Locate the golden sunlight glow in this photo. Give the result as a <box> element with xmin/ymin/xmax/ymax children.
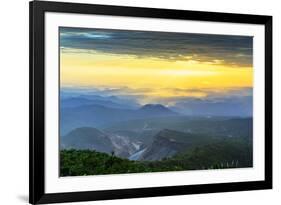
<box><xmin>60</xmin><ymin>51</ymin><xmax>253</xmax><ymax>99</ymax></box>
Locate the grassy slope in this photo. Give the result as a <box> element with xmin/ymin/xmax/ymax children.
<box><xmin>60</xmin><ymin>137</ymin><xmax>252</xmax><ymax>176</ymax></box>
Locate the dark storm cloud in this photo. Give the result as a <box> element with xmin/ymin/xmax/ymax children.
<box><xmin>60</xmin><ymin>27</ymin><xmax>253</xmax><ymax>66</ymax></box>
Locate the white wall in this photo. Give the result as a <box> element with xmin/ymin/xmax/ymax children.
<box><xmin>0</xmin><ymin>0</ymin><xmax>279</xmax><ymax>204</ymax></box>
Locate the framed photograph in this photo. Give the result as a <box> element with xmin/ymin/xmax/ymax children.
<box><xmin>29</xmin><ymin>0</ymin><xmax>272</xmax><ymax>204</ymax></box>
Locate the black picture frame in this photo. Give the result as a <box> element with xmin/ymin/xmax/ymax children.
<box><xmin>29</xmin><ymin>0</ymin><xmax>272</xmax><ymax>204</ymax></box>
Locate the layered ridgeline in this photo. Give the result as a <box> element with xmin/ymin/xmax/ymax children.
<box><xmin>60</xmin><ymin>95</ymin><xmax>253</xmax><ymax>176</ymax></box>
<box><xmin>61</xmin><ymin>136</ymin><xmax>252</xmax><ymax>176</ymax></box>
<box><xmin>60</xmin><ymin>102</ymin><xmax>178</xmax><ymax>136</ymax></box>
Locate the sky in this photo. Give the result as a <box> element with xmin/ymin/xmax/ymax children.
<box><xmin>59</xmin><ymin>27</ymin><xmax>253</xmax><ymax>106</ymax></box>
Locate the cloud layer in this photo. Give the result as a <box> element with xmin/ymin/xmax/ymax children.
<box><xmin>60</xmin><ymin>27</ymin><xmax>253</xmax><ymax>67</ymax></box>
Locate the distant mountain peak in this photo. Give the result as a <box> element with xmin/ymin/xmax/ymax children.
<box><xmin>138</xmin><ymin>104</ymin><xmax>177</xmax><ymax>115</ymax></box>
<box><xmin>140</xmin><ymin>104</ymin><xmax>169</xmax><ymax>110</ymax></box>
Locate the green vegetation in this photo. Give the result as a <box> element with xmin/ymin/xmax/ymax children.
<box><xmin>152</xmin><ymin>137</ymin><xmax>252</xmax><ymax>170</ymax></box>
<box><xmin>60</xmin><ymin>149</ymin><xmax>149</xmax><ymax>176</ymax></box>
<box><xmin>60</xmin><ymin>137</ymin><xmax>252</xmax><ymax>176</ymax></box>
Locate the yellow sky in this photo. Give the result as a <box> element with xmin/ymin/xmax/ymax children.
<box><xmin>60</xmin><ymin>51</ymin><xmax>253</xmax><ymax>99</ymax></box>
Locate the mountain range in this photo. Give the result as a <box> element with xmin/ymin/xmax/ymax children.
<box><xmin>60</xmin><ymin>94</ymin><xmax>253</xmax><ymax>163</ymax></box>
<box><xmin>60</xmin><ymin>99</ymin><xmax>178</xmax><ymax>135</ymax></box>
<box><xmin>61</xmin><ymin>120</ymin><xmax>252</xmax><ymax>161</ymax></box>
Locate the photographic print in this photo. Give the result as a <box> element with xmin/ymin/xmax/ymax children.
<box><xmin>59</xmin><ymin>27</ymin><xmax>253</xmax><ymax>177</ymax></box>
<box><xmin>30</xmin><ymin>1</ymin><xmax>272</xmax><ymax>203</ymax></box>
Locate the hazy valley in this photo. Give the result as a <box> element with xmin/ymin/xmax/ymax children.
<box><xmin>60</xmin><ymin>93</ymin><xmax>253</xmax><ymax>176</ymax></box>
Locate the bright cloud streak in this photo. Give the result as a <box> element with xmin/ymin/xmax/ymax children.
<box><xmin>60</xmin><ymin>51</ymin><xmax>252</xmax><ymax>97</ymax></box>
<box><xmin>59</xmin><ymin>27</ymin><xmax>253</xmax><ymax>104</ymax></box>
